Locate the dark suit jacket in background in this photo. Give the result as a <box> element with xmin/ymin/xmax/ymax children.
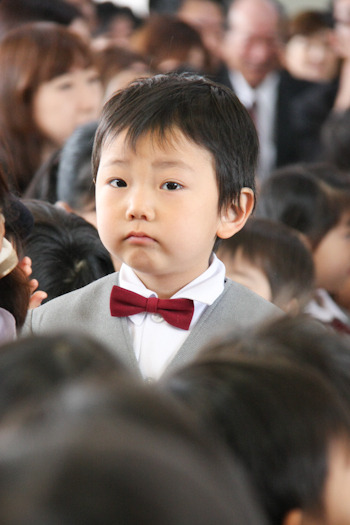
<box><xmin>213</xmin><ymin>66</ymin><xmax>335</xmax><ymax>169</ymax></box>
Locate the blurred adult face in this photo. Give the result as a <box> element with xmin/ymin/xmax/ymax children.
<box><xmin>222</xmin><ymin>0</ymin><xmax>282</xmax><ymax>88</ymax></box>
<box><xmin>284</xmin><ymin>30</ymin><xmax>339</xmax><ymax>82</ymax></box>
<box><xmin>33</xmin><ymin>67</ymin><xmax>102</xmax><ymax>149</ymax></box>
<box><xmin>178</xmin><ymin>0</ymin><xmax>225</xmax><ymax>62</ymax></box>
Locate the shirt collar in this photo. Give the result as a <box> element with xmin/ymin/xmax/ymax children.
<box><xmin>305</xmin><ymin>288</ymin><xmax>349</xmax><ymax>323</ymax></box>
<box><xmin>119</xmin><ymin>254</ymin><xmax>225</xmax><ymax>325</ymax></box>
<box><xmin>228</xmin><ymin>70</ymin><xmax>279</xmax><ymax>106</ymax></box>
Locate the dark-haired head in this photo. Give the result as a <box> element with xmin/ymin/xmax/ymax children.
<box><xmin>255</xmin><ymin>162</ymin><xmax>350</xmax><ymax>249</ymax></box>
<box><xmin>162</xmin><ymin>357</ymin><xmax>350</xmax><ymax>525</ymax></box>
<box><xmin>200</xmin><ymin>314</ymin><xmax>350</xmax><ymax>412</ymax></box>
<box><xmin>0</xmin><ymin>0</ymin><xmax>83</xmax><ymax>37</ymax></box>
<box><xmin>216</xmin><ymin>217</ymin><xmax>315</xmax><ymax>312</ymax></box>
<box><xmin>23</xmin><ymin>199</ymin><xmax>114</xmax><ymax>303</ymax></box>
<box><xmin>93</xmin><ymin>72</ymin><xmax>258</xmax><ymax>210</ymax></box>
<box><xmin>0</xmin><ymin>332</ymin><xmax>128</xmax><ymax>422</ymax></box>
<box><xmin>0</xmin><ymin>377</ymin><xmax>267</xmax><ymax>525</ymax></box>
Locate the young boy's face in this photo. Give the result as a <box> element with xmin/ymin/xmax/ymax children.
<box><xmin>313</xmin><ymin>212</ymin><xmax>350</xmax><ymax>293</ymax></box>
<box><xmin>95</xmin><ymin>129</ymin><xmax>251</xmax><ymax>297</ymax></box>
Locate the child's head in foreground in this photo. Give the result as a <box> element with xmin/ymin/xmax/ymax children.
<box><xmin>162</xmin><ymin>349</ymin><xmax>350</xmax><ymax>525</ymax></box>
<box><xmin>92</xmin><ymin>73</ymin><xmax>258</xmax><ymax>297</ymax></box>
<box><xmin>216</xmin><ymin>217</ymin><xmax>315</xmax><ymax>313</ymax></box>
<box><xmin>196</xmin><ymin>314</ymin><xmax>350</xmax><ymax>525</ymax></box>
<box><xmin>200</xmin><ymin>314</ymin><xmax>350</xmax><ymax>410</ymax></box>
<box><xmin>0</xmin><ymin>378</ymin><xmax>267</xmax><ymax>525</ymax></box>
<box><xmin>255</xmin><ymin>163</ymin><xmax>350</xmax><ymax>294</ymax></box>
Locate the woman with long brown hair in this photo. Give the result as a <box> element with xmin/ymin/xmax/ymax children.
<box><xmin>0</xmin><ymin>22</ymin><xmax>102</xmax><ymax>194</ymax></box>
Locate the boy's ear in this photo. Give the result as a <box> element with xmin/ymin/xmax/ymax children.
<box><xmin>217</xmin><ymin>188</ymin><xmax>255</xmax><ymax>239</ymax></box>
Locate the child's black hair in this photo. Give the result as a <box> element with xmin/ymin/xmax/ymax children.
<box><xmin>256</xmin><ymin>162</ymin><xmax>350</xmax><ymax>249</ymax></box>
<box><xmin>23</xmin><ymin>200</ymin><xmax>114</xmax><ymax>303</ymax></box>
<box><xmin>163</xmin><ymin>357</ymin><xmax>350</xmax><ymax>525</ymax></box>
<box><xmin>93</xmin><ymin>72</ymin><xmax>258</xmax><ymax>210</ymax></box>
<box><xmin>203</xmin><ymin>314</ymin><xmax>350</xmax><ymax>411</ymax></box>
<box><xmin>216</xmin><ymin>217</ymin><xmax>314</xmax><ymax>310</ymax></box>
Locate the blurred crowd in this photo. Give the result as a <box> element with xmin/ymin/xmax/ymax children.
<box><xmin>1</xmin><ymin>0</ymin><xmax>350</xmax><ymax>523</ymax></box>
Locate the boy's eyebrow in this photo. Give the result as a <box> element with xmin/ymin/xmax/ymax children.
<box><xmin>99</xmin><ymin>158</ymin><xmax>127</xmax><ymax>168</ymax></box>
<box><xmin>100</xmin><ymin>158</ymin><xmax>196</xmax><ymax>172</ymax></box>
<box><xmin>152</xmin><ymin>160</ymin><xmax>195</xmax><ymax>172</ymax></box>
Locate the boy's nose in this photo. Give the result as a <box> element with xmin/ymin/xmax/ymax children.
<box><xmin>125</xmin><ymin>188</ymin><xmax>156</xmax><ymax>221</ymax></box>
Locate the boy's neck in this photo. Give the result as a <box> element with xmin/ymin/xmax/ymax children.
<box><xmin>133</xmin><ymin>272</ymin><xmax>197</xmax><ymax>299</ymax></box>
<box><xmin>131</xmin><ymin>260</ymin><xmax>213</xmax><ymax>299</ymax></box>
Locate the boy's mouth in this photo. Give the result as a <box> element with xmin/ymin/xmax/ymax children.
<box><xmin>125</xmin><ymin>232</ymin><xmax>156</xmax><ymax>244</ymax></box>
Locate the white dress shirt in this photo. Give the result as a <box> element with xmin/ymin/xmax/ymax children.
<box><xmin>119</xmin><ymin>254</ymin><xmax>225</xmax><ymax>380</ymax></box>
<box><xmin>228</xmin><ymin>70</ymin><xmax>279</xmax><ymax>182</ymax></box>
<box><xmin>304</xmin><ymin>288</ymin><xmax>350</xmax><ymax>324</ymax></box>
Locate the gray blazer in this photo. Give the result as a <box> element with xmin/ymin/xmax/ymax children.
<box><xmin>22</xmin><ymin>272</ymin><xmax>281</xmax><ymax>377</ymax></box>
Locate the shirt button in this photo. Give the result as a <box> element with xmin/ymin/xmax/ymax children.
<box><xmin>151</xmin><ymin>313</ymin><xmax>163</xmax><ymax>323</ymax></box>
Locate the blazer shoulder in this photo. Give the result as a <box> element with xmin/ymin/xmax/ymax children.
<box><xmin>22</xmin><ymin>272</ymin><xmax>119</xmax><ymax>335</ymax></box>
<box><xmin>218</xmin><ymin>278</ymin><xmax>281</xmax><ymax>318</ymax></box>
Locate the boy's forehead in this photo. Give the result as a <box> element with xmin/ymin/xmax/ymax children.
<box><xmin>101</xmin><ymin>126</ymin><xmax>208</xmax><ymax>155</ymax></box>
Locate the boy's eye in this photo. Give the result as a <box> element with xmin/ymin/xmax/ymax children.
<box><xmin>161</xmin><ymin>181</ymin><xmax>183</xmax><ymax>191</ymax></box>
<box><xmin>110</xmin><ymin>179</ymin><xmax>127</xmax><ymax>188</ymax></box>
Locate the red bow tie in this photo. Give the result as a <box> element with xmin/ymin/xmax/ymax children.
<box><xmin>110</xmin><ymin>286</ymin><xmax>194</xmax><ymax>330</ymax></box>
<box><xmin>328</xmin><ymin>318</ymin><xmax>350</xmax><ymax>335</ymax></box>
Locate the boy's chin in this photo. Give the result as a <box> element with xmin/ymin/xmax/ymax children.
<box><xmin>123</xmin><ymin>253</ymin><xmax>160</xmax><ymax>276</ymax></box>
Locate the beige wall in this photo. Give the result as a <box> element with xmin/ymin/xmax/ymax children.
<box><xmin>279</xmin><ymin>0</ymin><xmax>331</xmax><ymax>14</ymax></box>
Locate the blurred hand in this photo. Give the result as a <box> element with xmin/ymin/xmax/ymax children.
<box><xmin>18</xmin><ymin>256</ymin><xmax>47</xmax><ymax>308</ymax></box>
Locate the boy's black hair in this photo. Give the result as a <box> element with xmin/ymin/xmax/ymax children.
<box><xmin>163</xmin><ymin>357</ymin><xmax>350</xmax><ymax>525</ymax></box>
<box><xmin>216</xmin><ymin>217</ymin><xmax>314</xmax><ymax>310</ymax></box>
<box><xmin>255</xmin><ymin>162</ymin><xmax>350</xmax><ymax>249</ymax></box>
<box><xmin>92</xmin><ymin>72</ymin><xmax>258</xmax><ymax>209</ymax></box>
<box><xmin>23</xmin><ymin>200</ymin><xmax>114</xmax><ymax>303</ymax></box>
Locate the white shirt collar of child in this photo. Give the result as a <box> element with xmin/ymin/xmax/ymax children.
<box><xmin>304</xmin><ymin>288</ymin><xmax>349</xmax><ymax>324</ymax></box>
<box><xmin>119</xmin><ymin>254</ymin><xmax>225</xmax><ymax>380</ymax></box>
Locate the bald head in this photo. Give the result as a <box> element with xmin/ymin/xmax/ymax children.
<box><xmin>223</xmin><ymin>0</ymin><xmax>284</xmax><ymax>87</ymax></box>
